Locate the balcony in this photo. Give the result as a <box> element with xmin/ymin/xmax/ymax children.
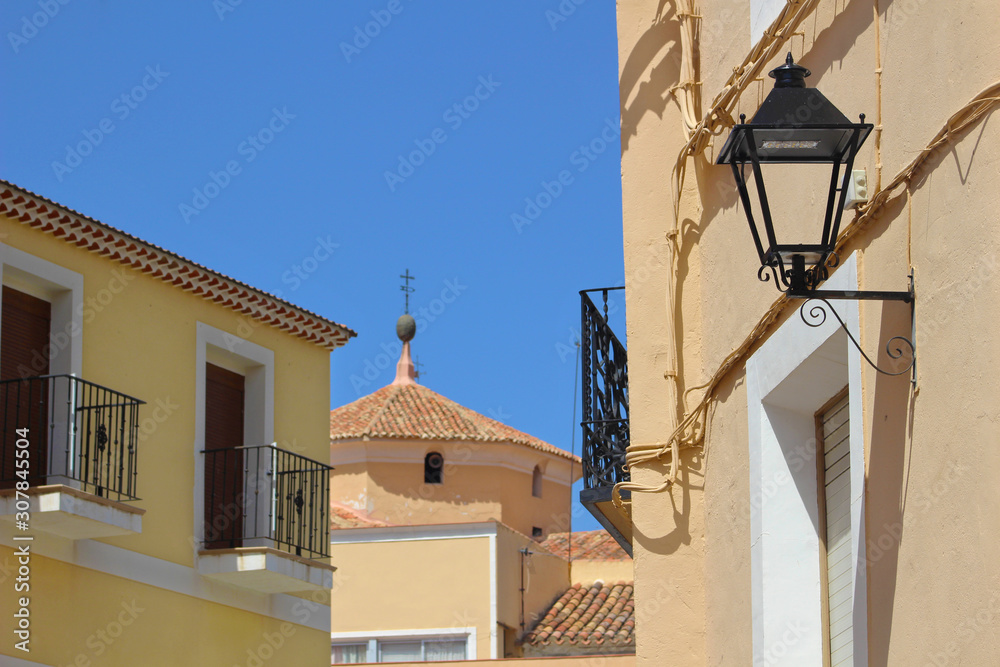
<box><xmin>198</xmin><ymin>444</ymin><xmax>335</xmax><ymax>593</ymax></box>
<box><xmin>579</xmin><ymin>288</ymin><xmax>632</xmax><ymax>556</ymax></box>
<box><xmin>0</xmin><ymin>374</ymin><xmax>146</xmax><ymax>540</ymax></box>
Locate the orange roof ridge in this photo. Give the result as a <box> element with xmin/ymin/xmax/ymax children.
<box><xmin>331</xmin><ymin>382</ymin><xmax>578</xmax><ymax>461</ymax></box>
<box><xmin>0</xmin><ymin>180</ymin><xmax>355</xmax><ymax>349</ymax></box>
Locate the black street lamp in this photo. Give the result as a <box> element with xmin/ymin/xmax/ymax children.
<box><xmin>717</xmin><ymin>53</ymin><xmax>915</xmax><ymax>378</ymax></box>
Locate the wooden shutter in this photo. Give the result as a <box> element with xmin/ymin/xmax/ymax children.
<box><xmin>204</xmin><ymin>363</ymin><xmax>245</xmax><ymax>548</ymax></box>
<box><xmin>818</xmin><ymin>389</ymin><xmax>853</xmax><ymax>667</ymax></box>
<box><xmin>1</xmin><ymin>287</ymin><xmax>51</xmax><ymax>488</ymax></box>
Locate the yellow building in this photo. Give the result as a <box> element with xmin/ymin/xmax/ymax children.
<box><xmin>0</xmin><ymin>181</ymin><xmax>353</xmax><ymax>666</ymax></box>
<box><xmin>328</xmin><ymin>323</ymin><xmax>636</xmax><ymax>665</ymax></box>
<box><xmin>588</xmin><ymin>1</ymin><xmax>1000</xmax><ymax>665</ymax></box>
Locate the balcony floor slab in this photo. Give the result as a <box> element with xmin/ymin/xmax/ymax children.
<box><xmin>198</xmin><ymin>546</ymin><xmax>335</xmax><ymax>594</ymax></box>
<box><xmin>0</xmin><ymin>484</ymin><xmax>143</xmax><ymax>540</ymax></box>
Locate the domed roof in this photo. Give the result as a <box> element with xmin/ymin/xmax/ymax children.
<box><xmin>330</xmin><ymin>382</ymin><xmax>575</xmax><ymax>461</ymax></box>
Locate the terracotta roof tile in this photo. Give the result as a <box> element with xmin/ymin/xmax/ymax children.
<box><xmin>524</xmin><ymin>581</ymin><xmax>635</xmax><ymax>648</ymax></box>
<box><xmin>540</xmin><ymin>531</ymin><xmax>632</xmax><ymax>561</ymax></box>
<box><xmin>329</xmin><ymin>502</ymin><xmax>392</xmax><ymax>530</ymax></box>
<box><xmin>330</xmin><ymin>383</ymin><xmax>576</xmax><ymax>461</ymax></box>
<box><xmin>0</xmin><ymin>181</ymin><xmax>355</xmax><ymax>349</ymax></box>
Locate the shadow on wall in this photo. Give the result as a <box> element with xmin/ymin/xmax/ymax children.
<box><xmin>632</xmin><ymin>448</ymin><xmax>704</xmax><ymax>557</ymax></box>
<box><xmin>619</xmin><ymin>3</ymin><xmax>681</xmax><ymax>153</ymax></box>
<box><xmin>865</xmin><ymin>298</ymin><xmax>915</xmax><ymax>666</ymax></box>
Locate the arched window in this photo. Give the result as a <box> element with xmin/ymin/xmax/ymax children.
<box><xmin>424</xmin><ymin>451</ymin><xmax>444</xmax><ymax>484</ymax></box>
<box><xmin>532</xmin><ymin>465</ymin><xmax>543</xmax><ymax>498</ymax></box>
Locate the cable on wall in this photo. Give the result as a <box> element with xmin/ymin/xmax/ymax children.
<box><xmin>614</xmin><ymin>8</ymin><xmax>1000</xmax><ymax>507</ymax></box>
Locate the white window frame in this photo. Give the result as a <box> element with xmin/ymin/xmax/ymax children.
<box><xmin>0</xmin><ymin>244</ymin><xmax>85</xmax><ymax>484</ymax></box>
<box><xmin>0</xmin><ymin>243</ymin><xmax>83</xmax><ymax>378</ymax></box>
<box><xmin>193</xmin><ymin>322</ymin><xmax>274</xmax><ymax>552</ymax></box>
<box><xmin>331</xmin><ymin>628</ymin><xmax>477</xmax><ymax>663</ymax></box>
<box><xmin>746</xmin><ymin>253</ymin><xmax>868</xmax><ymax>666</ymax></box>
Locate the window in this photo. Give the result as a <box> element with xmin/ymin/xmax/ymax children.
<box><xmin>532</xmin><ymin>526</ymin><xmax>543</xmax><ymax>540</ymax></box>
<box><xmin>424</xmin><ymin>451</ymin><xmax>443</xmax><ymax>484</ymax></box>
<box><xmin>194</xmin><ymin>323</ymin><xmax>274</xmax><ymax>552</ymax></box>
<box><xmin>531</xmin><ymin>464</ymin><xmax>543</xmax><ymax>497</ymax></box>
<box><xmin>332</xmin><ymin>643</ymin><xmax>367</xmax><ymax>664</ymax></box>
<box><xmin>817</xmin><ymin>388</ymin><xmax>853</xmax><ymax>666</ymax></box>
<box><xmin>332</xmin><ymin>637</ymin><xmax>468</xmax><ymax>664</ymax></box>
<box><xmin>380</xmin><ymin>639</ymin><xmax>466</xmax><ymax>663</ymax></box>
<box><xmin>0</xmin><ymin>245</ymin><xmax>83</xmax><ymax>490</ymax></box>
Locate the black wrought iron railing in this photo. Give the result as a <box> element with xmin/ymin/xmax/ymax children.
<box><xmin>0</xmin><ymin>374</ymin><xmax>145</xmax><ymax>502</ymax></box>
<box><xmin>580</xmin><ymin>288</ymin><xmax>630</xmax><ymax>491</ymax></box>
<box><xmin>202</xmin><ymin>444</ymin><xmax>331</xmax><ymax>559</ymax></box>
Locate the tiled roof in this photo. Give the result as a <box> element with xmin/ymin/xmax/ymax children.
<box><xmin>524</xmin><ymin>581</ymin><xmax>635</xmax><ymax>648</ymax></box>
<box><xmin>540</xmin><ymin>531</ymin><xmax>632</xmax><ymax>562</ymax></box>
<box><xmin>330</xmin><ymin>502</ymin><xmax>392</xmax><ymax>530</ymax></box>
<box><xmin>330</xmin><ymin>383</ymin><xmax>576</xmax><ymax>461</ymax></box>
<box><xmin>0</xmin><ymin>181</ymin><xmax>355</xmax><ymax>349</ymax></box>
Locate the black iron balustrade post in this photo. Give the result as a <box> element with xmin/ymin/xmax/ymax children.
<box><xmin>201</xmin><ymin>444</ymin><xmax>331</xmax><ymax>559</ymax></box>
<box><xmin>579</xmin><ymin>288</ymin><xmax>630</xmax><ymax>492</ymax></box>
<box><xmin>0</xmin><ymin>375</ymin><xmax>143</xmax><ymax>501</ymax></box>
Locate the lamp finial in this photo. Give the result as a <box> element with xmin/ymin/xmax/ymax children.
<box><xmin>769</xmin><ymin>52</ymin><xmax>811</xmax><ymax>88</ymax></box>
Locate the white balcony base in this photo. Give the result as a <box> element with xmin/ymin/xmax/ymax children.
<box><xmin>0</xmin><ymin>485</ymin><xmax>143</xmax><ymax>540</ymax></box>
<box><xmin>198</xmin><ymin>546</ymin><xmax>335</xmax><ymax>593</ymax></box>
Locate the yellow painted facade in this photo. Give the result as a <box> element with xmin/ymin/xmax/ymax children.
<box><xmin>611</xmin><ymin>1</ymin><xmax>1000</xmax><ymax>665</ymax></box>
<box><xmin>0</xmin><ymin>185</ymin><xmax>348</xmax><ymax>666</ymax></box>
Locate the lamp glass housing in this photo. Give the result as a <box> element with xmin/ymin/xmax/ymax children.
<box><xmin>717</xmin><ymin>54</ymin><xmax>873</xmax><ymax>294</ymax></box>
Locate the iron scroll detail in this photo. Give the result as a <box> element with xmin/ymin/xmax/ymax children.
<box><xmin>799</xmin><ymin>298</ymin><xmax>916</xmax><ymax>377</ymax></box>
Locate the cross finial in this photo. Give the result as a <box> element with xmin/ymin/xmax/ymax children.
<box><xmin>413</xmin><ymin>355</ymin><xmax>425</xmax><ymax>380</ymax></box>
<box><xmin>400</xmin><ymin>269</ymin><xmax>416</xmax><ymax>314</ymax></box>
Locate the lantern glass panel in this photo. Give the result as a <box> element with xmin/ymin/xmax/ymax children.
<box><xmin>737</xmin><ymin>161</ymin><xmax>839</xmax><ymax>256</ymax></box>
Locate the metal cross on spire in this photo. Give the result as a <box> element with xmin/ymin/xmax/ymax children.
<box><xmin>400</xmin><ymin>269</ymin><xmax>416</xmax><ymax>314</ymax></box>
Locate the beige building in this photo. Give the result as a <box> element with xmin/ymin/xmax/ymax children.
<box><xmin>328</xmin><ymin>322</ymin><xmax>636</xmax><ymax>664</ymax></box>
<box><xmin>584</xmin><ymin>1</ymin><xmax>1000</xmax><ymax>665</ymax></box>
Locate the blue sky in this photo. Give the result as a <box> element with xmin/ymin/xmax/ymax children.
<box><xmin>1</xmin><ymin>1</ymin><xmax>626</xmax><ymax>532</ymax></box>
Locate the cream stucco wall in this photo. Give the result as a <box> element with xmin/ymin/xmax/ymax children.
<box><xmin>617</xmin><ymin>0</ymin><xmax>1000</xmax><ymax>665</ymax></box>
<box><xmin>329</xmin><ymin>526</ymin><xmax>496</xmax><ymax>659</ymax></box>
<box><xmin>569</xmin><ymin>559</ymin><xmax>634</xmax><ymax>586</ymax></box>
<box><xmin>495</xmin><ymin>522</ymin><xmax>570</xmax><ymax>645</ymax></box>
<box><xmin>331</xmin><ymin>438</ymin><xmax>578</xmax><ymax>539</ymax></box>
<box><xmin>328</xmin><ymin>521</ymin><xmax>592</xmax><ymax>661</ymax></box>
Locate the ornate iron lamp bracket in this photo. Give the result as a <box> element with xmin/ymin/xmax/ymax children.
<box><xmin>793</xmin><ymin>270</ymin><xmax>916</xmax><ymax>385</ymax></box>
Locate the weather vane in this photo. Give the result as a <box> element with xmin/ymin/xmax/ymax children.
<box><xmin>400</xmin><ymin>269</ymin><xmax>416</xmax><ymax>314</ymax></box>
